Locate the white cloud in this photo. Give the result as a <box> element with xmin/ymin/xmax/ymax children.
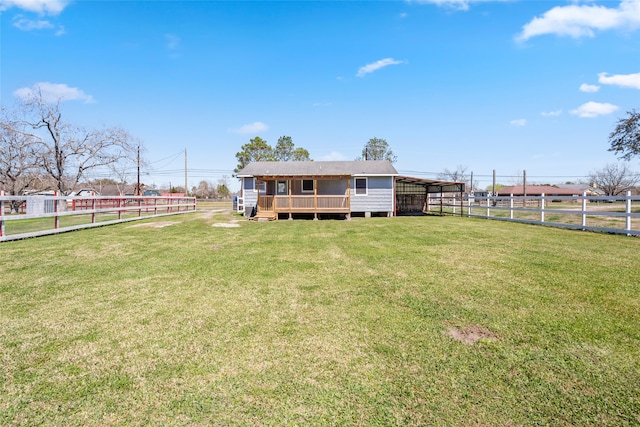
<box><xmin>598</xmin><ymin>72</ymin><xmax>640</xmax><ymax>89</ymax></box>
<box><xmin>229</xmin><ymin>122</ymin><xmax>269</xmax><ymax>134</ymax></box>
<box><xmin>570</xmin><ymin>101</ymin><xmax>618</xmax><ymax>118</ymax></box>
<box><xmin>0</xmin><ymin>0</ymin><xmax>68</xmax><ymax>15</ymax></box>
<box><xmin>11</xmin><ymin>15</ymin><xmax>64</xmax><ymax>34</ymax></box>
<box><xmin>356</xmin><ymin>58</ymin><xmax>405</xmax><ymax>77</ymax></box>
<box><xmin>510</xmin><ymin>119</ymin><xmax>527</xmax><ymax>127</ymax></box>
<box><xmin>407</xmin><ymin>0</ymin><xmax>503</xmax><ymax>12</ymax></box>
<box><xmin>516</xmin><ymin>0</ymin><xmax>640</xmax><ymax>42</ymax></box>
<box><xmin>12</xmin><ymin>15</ymin><xmax>52</xmax><ymax>30</ymax></box>
<box><xmin>579</xmin><ymin>83</ymin><xmax>600</xmax><ymax>93</ymax></box>
<box><xmin>541</xmin><ymin>110</ymin><xmax>562</xmax><ymax>117</ymax></box>
<box><xmin>321</xmin><ymin>151</ymin><xmax>347</xmax><ymax>161</ymax></box>
<box><xmin>14</xmin><ymin>82</ymin><xmax>95</xmax><ymax>103</ymax></box>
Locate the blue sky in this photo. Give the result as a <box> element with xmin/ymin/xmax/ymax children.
<box><xmin>1</xmin><ymin>0</ymin><xmax>639</xmax><ymax>191</ymax></box>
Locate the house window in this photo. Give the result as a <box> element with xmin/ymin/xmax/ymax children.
<box><xmin>277</xmin><ymin>181</ymin><xmax>288</xmax><ymax>195</ymax></box>
<box><xmin>355</xmin><ymin>178</ymin><xmax>367</xmax><ymax>196</ymax></box>
<box><xmin>255</xmin><ymin>179</ymin><xmax>266</xmax><ymax>194</ymax></box>
<box><xmin>244</xmin><ymin>178</ymin><xmax>255</xmax><ymax>191</ymax></box>
<box><xmin>302</xmin><ymin>179</ymin><xmax>314</xmax><ymax>193</ymax></box>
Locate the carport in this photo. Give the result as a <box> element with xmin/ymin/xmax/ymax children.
<box><xmin>395</xmin><ymin>176</ymin><xmax>465</xmax><ymax>216</ymax></box>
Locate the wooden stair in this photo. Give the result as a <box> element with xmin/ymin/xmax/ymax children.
<box><xmin>252</xmin><ymin>210</ymin><xmax>277</xmax><ymax>221</ymax></box>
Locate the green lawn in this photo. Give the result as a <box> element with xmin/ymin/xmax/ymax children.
<box><xmin>1</xmin><ymin>209</ymin><xmax>639</xmax><ymax>425</ymax></box>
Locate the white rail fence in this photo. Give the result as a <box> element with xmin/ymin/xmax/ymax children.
<box><xmin>0</xmin><ymin>192</ymin><xmax>197</xmax><ymax>242</ymax></box>
<box><xmin>429</xmin><ymin>191</ymin><xmax>640</xmax><ymax>236</ymax></box>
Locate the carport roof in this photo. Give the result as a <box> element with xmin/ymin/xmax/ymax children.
<box><xmin>395</xmin><ymin>176</ymin><xmax>465</xmax><ymax>193</ymax></box>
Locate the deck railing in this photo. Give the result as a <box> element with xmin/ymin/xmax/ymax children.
<box><xmin>260</xmin><ymin>195</ymin><xmax>349</xmax><ymax>213</ymax></box>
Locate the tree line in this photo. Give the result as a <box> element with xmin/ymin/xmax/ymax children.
<box><xmin>234</xmin><ymin>136</ymin><xmax>397</xmax><ymax>175</ymax></box>
<box><xmin>1</xmin><ymin>90</ymin><xmax>138</xmax><ymax>197</ymax></box>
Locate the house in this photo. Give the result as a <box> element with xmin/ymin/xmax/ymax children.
<box><xmin>497</xmin><ymin>185</ymin><xmax>580</xmax><ymax>197</ymax></box>
<box><xmin>556</xmin><ymin>184</ymin><xmax>604</xmax><ymax>196</ymax></box>
<box><xmin>237</xmin><ymin>160</ymin><xmax>396</xmax><ymax>220</ymax></box>
<box><xmin>236</xmin><ymin>160</ymin><xmax>465</xmax><ymax>220</ymax></box>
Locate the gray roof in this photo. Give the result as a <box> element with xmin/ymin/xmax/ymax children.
<box><xmin>237</xmin><ymin>160</ymin><xmax>398</xmax><ymax>177</ymax></box>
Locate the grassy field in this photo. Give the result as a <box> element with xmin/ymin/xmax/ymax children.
<box><xmin>1</xmin><ymin>207</ymin><xmax>639</xmax><ymax>425</ymax></box>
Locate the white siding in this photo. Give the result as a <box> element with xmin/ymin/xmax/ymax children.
<box><xmin>242</xmin><ymin>178</ymin><xmax>258</xmax><ymax>210</ymax></box>
<box><xmin>349</xmin><ymin>176</ymin><xmax>394</xmax><ymax>213</ymax></box>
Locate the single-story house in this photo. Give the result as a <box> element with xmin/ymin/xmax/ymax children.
<box><xmin>236</xmin><ymin>160</ymin><xmax>465</xmax><ymax>220</ymax></box>
<box><xmin>556</xmin><ymin>184</ymin><xmax>604</xmax><ymax>196</ymax></box>
<box><xmin>497</xmin><ymin>185</ymin><xmax>580</xmax><ymax>197</ymax></box>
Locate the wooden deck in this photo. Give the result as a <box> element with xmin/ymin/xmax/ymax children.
<box><xmin>256</xmin><ymin>195</ymin><xmax>350</xmax><ymax>220</ymax></box>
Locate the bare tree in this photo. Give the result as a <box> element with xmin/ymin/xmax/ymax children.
<box><xmin>438</xmin><ymin>165</ymin><xmax>474</xmax><ymax>190</ymax></box>
<box><xmin>5</xmin><ymin>90</ymin><xmax>137</xmax><ymax>195</ymax></box>
<box><xmin>195</xmin><ymin>180</ymin><xmax>216</xmax><ymax>199</ymax></box>
<box><xmin>588</xmin><ymin>163</ymin><xmax>638</xmax><ymax>196</ymax></box>
<box><xmin>0</xmin><ymin>112</ymin><xmax>38</xmax><ymax>194</ymax></box>
<box><xmin>0</xmin><ymin>111</ymin><xmax>42</xmax><ymax>212</ymax></box>
<box><xmin>107</xmin><ymin>142</ymin><xmax>146</xmax><ymax>195</ymax></box>
<box><xmin>609</xmin><ymin>109</ymin><xmax>640</xmax><ymax>161</ymax></box>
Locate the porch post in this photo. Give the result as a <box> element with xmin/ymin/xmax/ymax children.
<box><xmin>313</xmin><ymin>179</ymin><xmax>318</xmax><ymax>220</ymax></box>
<box><xmin>346</xmin><ymin>177</ymin><xmax>351</xmax><ymax>220</ymax></box>
<box><xmin>288</xmin><ymin>179</ymin><xmax>293</xmax><ymax>220</ymax></box>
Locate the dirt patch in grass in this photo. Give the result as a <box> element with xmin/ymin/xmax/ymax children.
<box><xmin>446</xmin><ymin>325</ymin><xmax>498</xmax><ymax>345</ymax></box>
<box><xmin>127</xmin><ymin>221</ymin><xmax>179</xmax><ymax>229</ymax></box>
<box><xmin>212</xmin><ymin>221</ymin><xmax>240</xmax><ymax>228</ymax></box>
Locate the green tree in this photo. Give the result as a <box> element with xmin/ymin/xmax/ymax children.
<box><xmin>609</xmin><ymin>109</ymin><xmax>640</xmax><ymax>161</ymax></box>
<box><xmin>274</xmin><ymin>136</ymin><xmax>312</xmax><ymax>162</ymax></box>
<box><xmin>356</xmin><ymin>137</ymin><xmax>397</xmax><ymax>163</ymax></box>
<box><xmin>274</xmin><ymin>136</ymin><xmax>294</xmax><ymax>161</ymax></box>
<box><xmin>235</xmin><ymin>136</ymin><xmax>311</xmax><ymax>174</ymax></box>
<box><xmin>234</xmin><ymin>137</ymin><xmax>275</xmax><ymax>174</ymax></box>
<box><xmin>216</xmin><ymin>184</ymin><xmax>230</xmax><ymax>199</ymax></box>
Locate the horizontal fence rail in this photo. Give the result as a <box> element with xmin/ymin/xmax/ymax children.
<box><xmin>429</xmin><ymin>191</ymin><xmax>639</xmax><ymax>236</ymax></box>
<box><xmin>0</xmin><ymin>193</ymin><xmax>197</xmax><ymax>242</ymax></box>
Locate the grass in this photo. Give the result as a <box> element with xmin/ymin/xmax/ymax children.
<box><xmin>1</xmin><ymin>208</ymin><xmax>639</xmax><ymax>425</ymax></box>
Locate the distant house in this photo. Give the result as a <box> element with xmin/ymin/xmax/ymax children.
<box><xmin>556</xmin><ymin>184</ymin><xmax>604</xmax><ymax>196</ymax></box>
<box><xmin>236</xmin><ymin>160</ymin><xmax>464</xmax><ymax>220</ymax></box>
<box><xmin>497</xmin><ymin>185</ymin><xmax>580</xmax><ymax>197</ymax></box>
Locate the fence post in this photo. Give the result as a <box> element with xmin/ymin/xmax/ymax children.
<box><xmin>581</xmin><ymin>191</ymin><xmax>587</xmax><ymax>230</ymax></box>
<box><xmin>0</xmin><ymin>190</ymin><xmax>4</xmax><ymax>238</ymax></box>
<box><xmin>91</xmin><ymin>195</ymin><xmax>96</xmax><ymax>224</ymax></box>
<box><xmin>486</xmin><ymin>196</ymin><xmax>490</xmax><ymax>218</ymax></box>
<box><xmin>510</xmin><ymin>194</ymin><xmax>514</xmax><ymax>219</ymax></box>
<box><xmin>540</xmin><ymin>193</ymin><xmax>545</xmax><ymax>223</ymax></box>
<box><xmin>54</xmin><ymin>192</ymin><xmax>60</xmax><ymax>229</ymax></box>
<box><xmin>626</xmin><ymin>191</ymin><xmax>632</xmax><ymax>236</ymax></box>
<box><xmin>467</xmin><ymin>196</ymin><xmax>472</xmax><ymax>217</ymax></box>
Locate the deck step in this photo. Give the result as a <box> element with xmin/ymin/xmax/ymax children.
<box><xmin>252</xmin><ymin>211</ymin><xmax>276</xmax><ymax>221</ymax></box>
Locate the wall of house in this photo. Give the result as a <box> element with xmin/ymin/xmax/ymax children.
<box><xmin>349</xmin><ymin>176</ymin><xmax>394</xmax><ymax>214</ymax></box>
<box><xmin>241</xmin><ymin>178</ymin><xmax>258</xmax><ymax>211</ymax></box>
<box><xmin>317</xmin><ymin>180</ymin><xmax>347</xmax><ymax>195</ymax></box>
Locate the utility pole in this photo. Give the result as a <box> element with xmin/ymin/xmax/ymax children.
<box><xmin>136</xmin><ymin>145</ymin><xmax>141</xmax><ymax>195</ymax></box>
<box><xmin>523</xmin><ymin>169</ymin><xmax>527</xmax><ymax>207</ymax></box>
<box><xmin>492</xmin><ymin>169</ymin><xmax>496</xmax><ymax>196</ymax></box>
<box><xmin>184</xmin><ymin>148</ymin><xmax>188</xmax><ymax>196</ymax></box>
